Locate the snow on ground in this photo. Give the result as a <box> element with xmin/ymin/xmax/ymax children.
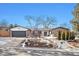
<box><xmin>0</xmin><ymin>37</ymin><xmax>79</xmax><ymax>56</ymax></box>
<box><xmin>1</xmin><ymin>47</ymin><xmax>79</xmax><ymax>56</ymax></box>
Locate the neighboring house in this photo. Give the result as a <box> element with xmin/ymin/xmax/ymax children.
<box><xmin>0</xmin><ymin>26</ymin><xmax>9</xmax><ymax>31</ymax></box>
<box><xmin>0</xmin><ymin>26</ymin><xmax>10</xmax><ymax>37</ymax></box>
<box><xmin>51</xmin><ymin>27</ymin><xmax>70</xmax><ymax>37</ymax></box>
<box><xmin>10</xmin><ymin>26</ymin><xmax>28</xmax><ymax>37</ymax></box>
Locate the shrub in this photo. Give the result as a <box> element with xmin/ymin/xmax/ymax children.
<box><xmin>62</xmin><ymin>32</ymin><xmax>65</xmax><ymax>40</ymax></box>
<box><xmin>66</xmin><ymin>32</ymin><xmax>69</xmax><ymax>40</ymax></box>
<box><xmin>58</xmin><ymin>31</ymin><xmax>62</xmax><ymax>40</ymax></box>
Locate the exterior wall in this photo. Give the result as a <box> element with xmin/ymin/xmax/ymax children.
<box><xmin>31</xmin><ymin>30</ymin><xmax>41</xmax><ymax>38</ymax></box>
<box><xmin>26</xmin><ymin>29</ymin><xmax>41</xmax><ymax>38</ymax></box>
<box><xmin>41</xmin><ymin>30</ymin><xmax>51</xmax><ymax>37</ymax></box>
<box><xmin>26</xmin><ymin>29</ymin><xmax>32</xmax><ymax>37</ymax></box>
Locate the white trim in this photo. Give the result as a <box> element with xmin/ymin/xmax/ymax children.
<box><xmin>10</xmin><ymin>27</ymin><xmax>28</xmax><ymax>31</ymax></box>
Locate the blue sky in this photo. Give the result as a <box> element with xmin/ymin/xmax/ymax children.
<box><xmin>0</xmin><ymin>3</ymin><xmax>76</xmax><ymax>29</ymax></box>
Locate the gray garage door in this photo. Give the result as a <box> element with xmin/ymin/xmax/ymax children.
<box><xmin>12</xmin><ymin>31</ymin><xmax>26</xmax><ymax>37</ymax></box>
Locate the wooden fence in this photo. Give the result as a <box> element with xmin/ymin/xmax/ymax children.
<box><xmin>0</xmin><ymin>30</ymin><xmax>10</xmax><ymax>37</ymax></box>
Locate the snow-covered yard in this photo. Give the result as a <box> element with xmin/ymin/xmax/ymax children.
<box><xmin>0</xmin><ymin>47</ymin><xmax>79</xmax><ymax>56</ymax></box>
<box><xmin>0</xmin><ymin>37</ymin><xmax>79</xmax><ymax>56</ymax></box>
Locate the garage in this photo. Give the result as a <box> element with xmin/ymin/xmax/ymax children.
<box><xmin>10</xmin><ymin>27</ymin><xmax>28</xmax><ymax>37</ymax></box>
<box><xmin>12</xmin><ymin>31</ymin><xmax>26</xmax><ymax>37</ymax></box>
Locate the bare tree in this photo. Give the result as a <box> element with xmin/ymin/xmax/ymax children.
<box><xmin>25</xmin><ymin>16</ymin><xmax>35</xmax><ymax>28</ymax></box>
<box><xmin>43</xmin><ymin>16</ymin><xmax>56</xmax><ymax>28</ymax></box>
<box><xmin>35</xmin><ymin>16</ymin><xmax>57</xmax><ymax>29</ymax></box>
<box><xmin>34</xmin><ymin>16</ymin><xmax>44</xmax><ymax>28</ymax></box>
<box><xmin>59</xmin><ymin>23</ymin><xmax>70</xmax><ymax>28</ymax></box>
<box><xmin>25</xmin><ymin>16</ymin><xmax>57</xmax><ymax>29</ymax></box>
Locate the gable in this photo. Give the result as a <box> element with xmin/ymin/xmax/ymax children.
<box><xmin>10</xmin><ymin>27</ymin><xmax>28</xmax><ymax>31</ymax></box>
